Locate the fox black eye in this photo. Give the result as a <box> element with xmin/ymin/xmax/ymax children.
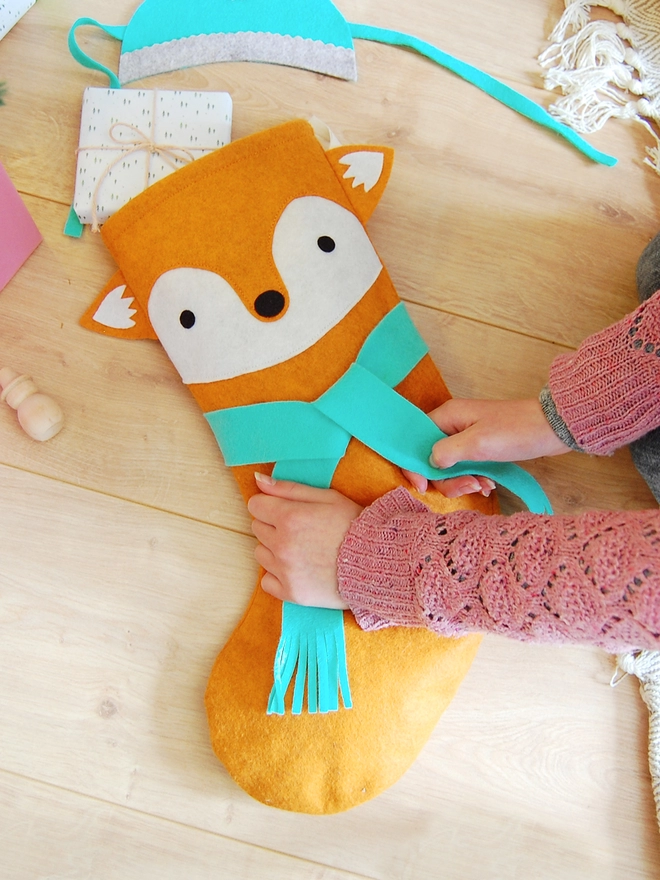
<box><xmin>179</xmin><ymin>309</ymin><xmax>196</xmax><ymax>329</ymax></box>
<box><xmin>317</xmin><ymin>235</ymin><xmax>336</xmax><ymax>253</ymax></box>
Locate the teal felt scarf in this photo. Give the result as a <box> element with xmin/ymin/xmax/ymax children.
<box><xmin>205</xmin><ymin>303</ymin><xmax>552</xmax><ymax>715</ymax></box>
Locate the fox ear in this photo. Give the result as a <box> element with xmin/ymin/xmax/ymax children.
<box><xmin>326</xmin><ymin>144</ymin><xmax>394</xmax><ymax>223</ymax></box>
<box><xmin>80</xmin><ymin>271</ymin><xmax>157</xmax><ymax>339</ymax></box>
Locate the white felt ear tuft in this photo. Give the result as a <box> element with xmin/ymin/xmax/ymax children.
<box><xmin>308</xmin><ymin>116</ymin><xmax>343</xmax><ymax>151</ymax></box>
<box><xmin>92</xmin><ymin>285</ymin><xmax>137</xmax><ymax>329</ymax></box>
<box><xmin>338</xmin><ymin>151</ymin><xmax>385</xmax><ymax>193</ymax></box>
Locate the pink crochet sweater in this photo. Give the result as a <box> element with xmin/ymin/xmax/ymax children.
<box><xmin>548</xmin><ymin>288</ymin><xmax>660</xmax><ymax>453</ymax></box>
<box><xmin>337</xmin><ymin>292</ymin><xmax>660</xmax><ymax>652</ymax></box>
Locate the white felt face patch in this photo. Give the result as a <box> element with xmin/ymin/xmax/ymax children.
<box><xmin>147</xmin><ymin>196</ymin><xmax>382</xmax><ymax>384</ymax></box>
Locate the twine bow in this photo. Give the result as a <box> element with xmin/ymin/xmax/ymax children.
<box><xmin>80</xmin><ymin>122</ymin><xmax>196</xmax><ymax>231</ymax></box>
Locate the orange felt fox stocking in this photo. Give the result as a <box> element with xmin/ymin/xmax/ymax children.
<box><xmin>81</xmin><ymin>119</ymin><xmax>548</xmax><ymax>814</ymax></box>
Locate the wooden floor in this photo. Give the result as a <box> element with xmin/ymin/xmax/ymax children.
<box><xmin>2</xmin><ymin>0</ymin><xmax>660</xmax><ymax>877</ymax></box>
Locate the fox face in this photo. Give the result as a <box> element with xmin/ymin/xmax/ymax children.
<box><xmin>146</xmin><ymin>195</ymin><xmax>382</xmax><ymax>383</ymax></box>
<box><xmin>77</xmin><ymin>119</ymin><xmax>483</xmax><ymax>820</ymax></box>
<box><xmin>82</xmin><ymin>120</ymin><xmax>395</xmax><ymax>392</ymax></box>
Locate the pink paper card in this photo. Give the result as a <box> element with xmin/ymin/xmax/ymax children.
<box><xmin>0</xmin><ymin>161</ymin><xmax>42</xmax><ymax>291</ymax></box>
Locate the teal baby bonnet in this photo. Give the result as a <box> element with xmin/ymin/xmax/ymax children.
<box><xmin>69</xmin><ymin>0</ymin><xmax>616</xmax><ymax>168</ymax></box>
<box><xmin>71</xmin><ymin>0</ymin><xmax>357</xmax><ymax>85</ymax></box>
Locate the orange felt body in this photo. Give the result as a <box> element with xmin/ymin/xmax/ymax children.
<box><xmin>81</xmin><ymin>120</ymin><xmax>493</xmax><ymax>814</ymax></box>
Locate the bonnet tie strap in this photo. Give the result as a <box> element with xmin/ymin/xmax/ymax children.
<box><xmin>349</xmin><ymin>23</ymin><xmax>617</xmax><ymax>168</ymax></box>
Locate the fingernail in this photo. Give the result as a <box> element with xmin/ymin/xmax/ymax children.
<box><xmin>255</xmin><ymin>472</ymin><xmax>275</xmax><ymax>486</ymax></box>
<box><xmin>407</xmin><ymin>474</ymin><xmax>427</xmax><ymax>493</ymax></box>
<box><xmin>485</xmin><ymin>479</ymin><xmax>496</xmax><ymax>490</ymax></box>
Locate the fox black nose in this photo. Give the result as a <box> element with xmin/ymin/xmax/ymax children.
<box><xmin>254</xmin><ymin>289</ymin><xmax>286</xmax><ymax>318</ymax></box>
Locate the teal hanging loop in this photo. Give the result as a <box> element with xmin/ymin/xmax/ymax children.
<box><xmin>68</xmin><ymin>18</ymin><xmax>126</xmax><ymax>89</ymax></box>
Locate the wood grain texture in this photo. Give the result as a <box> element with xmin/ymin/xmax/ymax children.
<box><xmin>0</xmin><ymin>771</ymin><xmax>369</xmax><ymax>880</ymax></box>
<box><xmin>1</xmin><ymin>0</ymin><xmax>659</xmax><ymax>877</ymax></box>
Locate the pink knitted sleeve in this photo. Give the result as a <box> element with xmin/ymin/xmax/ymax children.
<box><xmin>547</xmin><ymin>289</ymin><xmax>660</xmax><ymax>454</ymax></box>
<box><xmin>337</xmin><ymin>487</ymin><xmax>660</xmax><ymax>653</ymax></box>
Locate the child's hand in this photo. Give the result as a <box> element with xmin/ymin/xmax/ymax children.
<box><xmin>247</xmin><ymin>473</ymin><xmax>363</xmax><ymax>608</ymax></box>
<box><xmin>404</xmin><ymin>398</ymin><xmax>572</xmax><ymax>495</ymax></box>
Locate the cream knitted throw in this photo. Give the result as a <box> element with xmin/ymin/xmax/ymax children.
<box><xmin>614</xmin><ymin>651</ymin><xmax>660</xmax><ymax>831</ymax></box>
<box><xmin>539</xmin><ymin>0</ymin><xmax>660</xmax><ymax>172</ymax></box>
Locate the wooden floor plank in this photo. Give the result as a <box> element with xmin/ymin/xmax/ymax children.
<box><xmin>0</xmin><ymin>770</ymin><xmax>370</xmax><ymax>880</ymax></box>
<box><xmin>2</xmin><ymin>0</ymin><xmax>659</xmax><ymax>877</ymax></box>
<box><xmin>0</xmin><ymin>0</ymin><xmax>588</xmax><ymax>206</ymax></box>
<box><xmin>0</xmin><ymin>464</ymin><xmax>657</xmax><ymax>879</ymax></box>
<box><xmin>0</xmin><ymin>196</ymin><xmax>652</xmax><ymax>529</ymax></box>
<box><xmin>3</xmin><ymin>1</ymin><xmax>657</xmax><ymax>348</ymax></box>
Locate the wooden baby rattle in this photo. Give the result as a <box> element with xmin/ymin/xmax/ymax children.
<box><xmin>0</xmin><ymin>367</ymin><xmax>64</xmax><ymax>441</ymax></box>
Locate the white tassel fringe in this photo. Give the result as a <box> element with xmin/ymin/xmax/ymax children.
<box><xmin>539</xmin><ymin>0</ymin><xmax>660</xmax><ymax>174</ymax></box>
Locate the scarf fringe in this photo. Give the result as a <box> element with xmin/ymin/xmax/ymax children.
<box><xmin>539</xmin><ymin>0</ymin><xmax>660</xmax><ymax>174</ymax></box>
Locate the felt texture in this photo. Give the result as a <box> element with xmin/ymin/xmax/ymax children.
<box><xmin>203</xmin><ymin>300</ymin><xmax>549</xmax><ymax>718</ymax></box>
<box><xmin>72</xmin><ymin>87</ymin><xmax>232</xmax><ymax>227</ymax></box>
<box><xmin>0</xmin><ymin>160</ymin><xmax>42</xmax><ymax>292</ymax></box>
<box><xmin>64</xmin><ymin>205</ymin><xmax>84</xmax><ymax>238</ymax></box>
<box><xmin>119</xmin><ymin>0</ymin><xmax>354</xmax><ymax>53</ymax></box>
<box><xmin>268</xmin><ymin>603</ymin><xmax>352</xmax><ymax>715</ymax></box>
<box><xmin>80</xmin><ymin>119</ymin><xmax>503</xmax><ymax>814</ymax></box>
<box><xmin>67</xmin><ymin>0</ymin><xmax>612</xmax><ymax>166</ymax></box>
<box><xmin>206</xmin><ymin>303</ymin><xmax>552</xmax><ymax>512</ymax></box>
<box><xmin>120</xmin><ymin>32</ymin><xmax>358</xmax><ymax>85</ymax></box>
<box><xmin>68</xmin><ymin>18</ymin><xmax>126</xmax><ymax>90</ymax></box>
<box><xmin>69</xmin><ymin>0</ymin><xmax>357</xmax><ymax>86</ymax></box>
<box><xmin>349</xmin><ymin>23</ymin><xmax>617</xmax><ymax>168</ymax></box>
<box><xmin>206</xmin><ymin>584</ymin><xmax>481</xmax><ymax>813</ymax></box>
<box><xmin>242</xmin><ymin>300</ymin><xmax>546</xmax><ymax>717</ymax></box>
<box><xmin>144</xmin><ymin>193</ymin><xmax>383</xmax><ymax>382</ymax></box>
